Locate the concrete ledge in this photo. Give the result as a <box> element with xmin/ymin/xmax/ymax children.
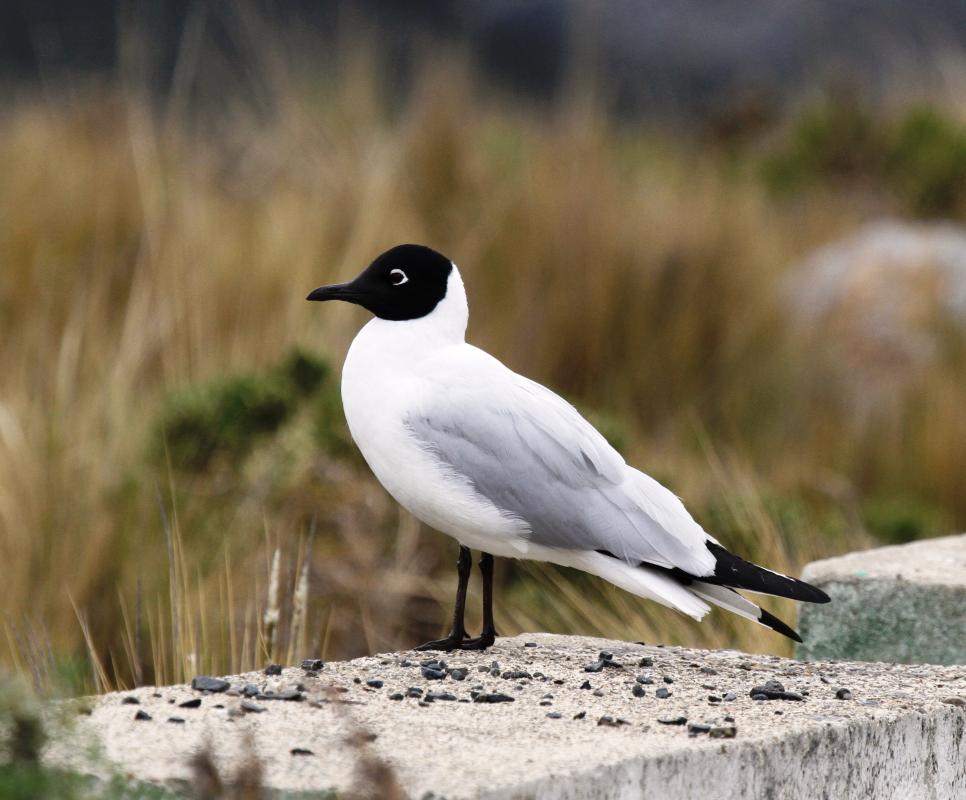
<box><xmin>798</xmin><ymin>534</ymin><xmax>966</xmax><ymax>664</ymax></box>
<box><xmin>47</xmin><ymin>634</ymin><xmax>966</xmax><ymax>799</ymax></box>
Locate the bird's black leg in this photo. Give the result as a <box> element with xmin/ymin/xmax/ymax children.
<box><xmin>415</xmin><ymin>545</ymin><xmax>471</xmax><ymax>651</ymax></box>
<box><xmin>461</xmin><ymin>552</ymin><xmax>498</xmax><ymax>650</ymax></box>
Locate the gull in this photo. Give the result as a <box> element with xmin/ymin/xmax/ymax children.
<box><xmin>307</xmin><ymin>244</ymin><xmax>829</xmax><ymax>651</ymax></box>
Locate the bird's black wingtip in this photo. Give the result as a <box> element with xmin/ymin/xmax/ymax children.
<box><xmin>758</xmin><ymin>607</ymin><xmax>803</xmax><ymax>643</ymax></box>
<box><xmin>705</xmin><ymin>542</ymin><xmax>832</xmax><ymax>605</ymax></box>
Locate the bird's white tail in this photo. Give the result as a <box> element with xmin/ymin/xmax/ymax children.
<box><xmin>561</xmin><ymin>549</ymin><xmax>803</xmax><ymax>641</ymax></box>
<box><xmin>567</xmin><ymin>551</ymin><xmax>711</xmax><ymax>620</ymax></box>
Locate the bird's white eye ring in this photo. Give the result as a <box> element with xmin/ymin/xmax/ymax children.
<box><xmin>390</xmin><ymin>269</ymin><xmax>409</xmax><ymax>286</ymax></box>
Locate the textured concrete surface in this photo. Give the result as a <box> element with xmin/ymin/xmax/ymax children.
<box><xmin>46</xmin><ymin>634</ymin><xmax>966</xmax><ymax>799</ymax></box>
<box><xmin>799</xmin><ymin>534</ymin><xmax>966</xmax><ymax>665</ymax></box>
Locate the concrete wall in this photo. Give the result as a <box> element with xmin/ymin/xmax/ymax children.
<box><xmin>46</xmin><ymin>633</ymin><xmax>966</xmax><ymax>799</ymax></box>
<box><xmin>799</xmin><ymin>534</ymin><xmax>966</xmax><ymax>664</ymax></box>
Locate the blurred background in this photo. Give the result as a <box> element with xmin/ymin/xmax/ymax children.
<box><xmin>1</xmin><ymin>0</ymin><xmax>965</xmax><ymax>694</ymax></box>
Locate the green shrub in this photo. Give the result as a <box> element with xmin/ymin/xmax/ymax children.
<box><xmin>277</xmin><ymin>346</ymin><xmax>330</xmax><ymax>397</ymax></box>
<box><xmin>154</xmin><ymin>347</ymin><xmax>336</xmax><ymax>471</ymax></box>
<box><xmin>886</xmin><ymin>108</ymin><xmax>966</xmax><ymax>217</ymax></box>
<box><xmin>762</xmin><ymin>94</ymin><xmax>882</xmax><ymax>192</ymax></box>
<box><xmin>763</xmin><ymin>96</ymin><xmax>966</xmax><ymax>218</ymax></box>
<box><xmin>312</xmin><ymin>384</ymin><xmax>356</xmax><ymax>460</ymax></box>
<box><xmin>156</xmin><ymin>374</ymin><xmax>293</xmax><ymax>470</ymax></box>
<box><xmin>862</xmin><ymin>495</ymin><xmax>951</xmax><ymax>545</ymax></box>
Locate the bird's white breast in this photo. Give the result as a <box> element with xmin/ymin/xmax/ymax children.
<box><xmin>339</xmin><ymin>287</ymin><xmax>529</xmax><ymax>556</ymax></box>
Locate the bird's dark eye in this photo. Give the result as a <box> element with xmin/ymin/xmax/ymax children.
<box><xmin>390</xmin><ymin>269</ymin><xmax>409</xmax><ymax>286</ymax></box>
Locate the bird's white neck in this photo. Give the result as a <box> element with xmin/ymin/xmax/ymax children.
<box><xmin>348</xmin><ymin>265</ymin><xmax>468</xmax><ymax>367</ymax></box>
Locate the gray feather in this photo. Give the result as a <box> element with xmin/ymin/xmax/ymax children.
<box><xmin>405</xmin><ymin>383</ymin><xmax>712</xmax><ymax>573</ymax></box>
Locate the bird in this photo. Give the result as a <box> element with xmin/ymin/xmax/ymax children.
<box><xmin>307</xmin><ymin>244</ymin><xmax>830</xmax><ymax>651</ymax></box>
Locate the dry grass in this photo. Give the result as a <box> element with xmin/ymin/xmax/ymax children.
<box><xmin>0</xmin><ymin>23</ymin><xmax>963</xmax><ymax>693</ymax></box>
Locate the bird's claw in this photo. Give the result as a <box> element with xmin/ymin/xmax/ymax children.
<box><xmin>460</xmin><ymin>631</ymin><xmax>497</xmax><ymax>651</ymax></box>
<box><xmin>414</xmin><ymin>635</ymin><xmax>464</xmax><ymax>652</ymax></box>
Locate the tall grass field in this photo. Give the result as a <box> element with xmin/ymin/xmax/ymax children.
<box><xmin>2</xmin><ymin>29</ymin><xmax>965</xmax><ymax>694</ymax></box>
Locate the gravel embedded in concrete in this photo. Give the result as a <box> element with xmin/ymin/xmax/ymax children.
<box><xmin>45</xmin><ymin>633</ymin><xmax>966</xmax><ymax>799</ymax></box>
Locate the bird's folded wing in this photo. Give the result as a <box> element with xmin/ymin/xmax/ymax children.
<box><xmin>405</xmin><ymin>355</ymin><xmax>716</xmax><ymax>576</ymax></box>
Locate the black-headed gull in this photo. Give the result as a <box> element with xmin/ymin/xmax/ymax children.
<box><xmin>308</xmin><ymin>244</ymin><xmax>829</xmax><ymax>651</ymax></box>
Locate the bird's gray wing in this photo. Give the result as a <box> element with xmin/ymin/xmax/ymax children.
<box><xmin>406</xmin><ymin>357</ymin><xmax>716</xmax><ymax>576</ymax></box>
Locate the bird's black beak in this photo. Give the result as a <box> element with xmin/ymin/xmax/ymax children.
<box><xmin>306</xmin><ymin>282</ymin><xmax>357</xmax><ymax>302</ymax></box>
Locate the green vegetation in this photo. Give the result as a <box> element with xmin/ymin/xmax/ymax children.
<box><xmin>887</xmin><ymin>108</ymin><xmax>966</xmax><ymax>217</ymax></box>
<box><xmin>765</xmin><ymin>92</ymin><xmax>966</xmax><ymax>217</ymax></box>
<box><xmin>155</xmin><ymin>347</ymin><xmax>333</xmax><ymax>471</ymax></box>
<box><xmin>0</xmin><ymin>678</ymin><xmax>179</xmax><ymax>798</ymax></box>
<box><xmin>862</xmin><ymin>495</ymin><xmax>953</xmax><ymax>545</ymax></box>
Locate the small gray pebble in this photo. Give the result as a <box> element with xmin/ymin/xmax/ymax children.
<box><xmin>422</xmin><ymin>666</ymin><xmax>446</xmax><ymax>680</ymax></box>
<box><xmin>473</xmin><ymin>693</ymin><xmax>514</xmax><ymax>704</ymax></box>
<box><xmin>191</xmin><ymin>676</ymin><xmax>230</xmax><ymax>693</ymax></box>
<box><xmin>259</xmin><ymin>689</ymin><xmax>302</xmax><ymax>701</ymax></box>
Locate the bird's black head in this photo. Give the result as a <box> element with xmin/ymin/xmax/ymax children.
<box><xmin>307</xmin><ymin>244</ymin><xmax>453</xmax><ymax>321</ymax></box>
